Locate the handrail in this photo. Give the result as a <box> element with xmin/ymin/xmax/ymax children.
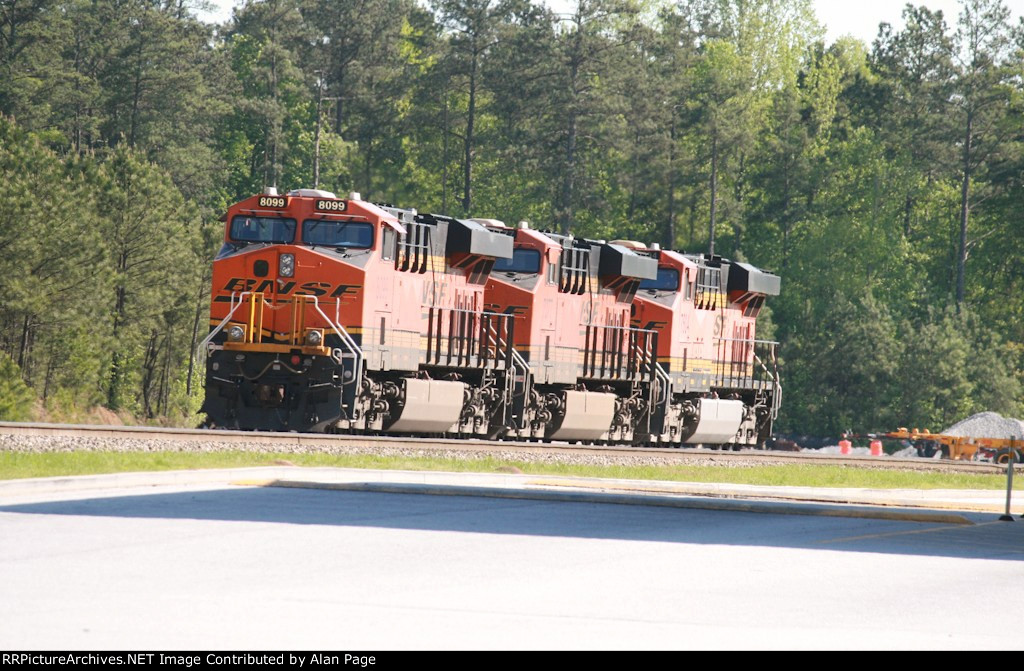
<box><xmin>653</xmin><ymin>361</ymin><xmax>671</xmax><ymax>406</ymax></box>
<box><xmin>502</xmin><ymin>336</ymin><xmax>531</xmax><ymax>430</ymax></box>
<box><xmin>196</xmin><ymin>291</ymin><xmax>364</xmax><ymax>390</ymax></box>
<box><xmin>196</xmin><ymin>291</ymin><xmax>251</xmax><ymax>361</ymax></box>
<box><xmin>707</xmin><ymin>336</ymin><xmax>781</xmax><ymax>389</ymax></box>
<box><xmin>753</xmin><ymin>352</ymin><xmax>774</xmax><ymax>379</ymax></box>
<box><xmin>583</xmin><ymin>323</ymin><xmax>658</xmax><ymax>380</ymax></box>
<box><xmin>715</xmin><ymin>337</ymin><xmax>780</xmax><ymax>346</ymax></box>
<box><xmin>507</xmin><ymin>346</ymin><xmax>530</xmax><ymax>396</ymax></box>
<box><xmin>426</xmin><ymin>306</ymin><xmax>512</xmax><ymax>369</ymax></box>
<box><xmin>754</xmin><ymin>347</ymin><xmax>783</xmax><ymax>420</ymax></box>
<box><xmin>302</xmin><ymin>295</ymin><xmax>364</xmax><ymax>390</ymax></box>
<box><xmin>306</xmin><ymin>296</ymin><xmax>361</xmax><ymax>357</ymax></box>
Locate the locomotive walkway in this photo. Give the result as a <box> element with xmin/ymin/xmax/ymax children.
<box><xmin>1</xmin><ymin>465</ymin><xmax>1017</xmax><ymax>524</ymax></box>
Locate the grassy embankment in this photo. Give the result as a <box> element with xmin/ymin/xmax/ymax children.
<box><xmin>0</xmin><ymin>450</ymin><xmax>1019</xmax><ymax>490</ymax></box>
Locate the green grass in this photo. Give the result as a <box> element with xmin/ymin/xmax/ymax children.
<box><xmin>0</xmin><ymin>450</ymin><xmax>1020</xmax><ymax>491</ymax></box>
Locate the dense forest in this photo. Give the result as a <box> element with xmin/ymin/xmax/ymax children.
<box><xmin>0</xmin><ymin>0</ymin><xmax>1022</xmax><ymax>436</ymax></box>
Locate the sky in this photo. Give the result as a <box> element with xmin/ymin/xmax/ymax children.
<box><xmin>815</xmin><ymin>0</ymin><xmax>1023</xmax><ymax>44</ymax></box>
<box><xmin>197</xmin><ymin>0</ymin><xmax>1024</xmax><ymax>46</ymax></box>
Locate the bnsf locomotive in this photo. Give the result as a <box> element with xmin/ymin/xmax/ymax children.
<box><xmin>200</xmin><ymin>188</ymin><xmax>781</xmax><ymax>446</ymax></box>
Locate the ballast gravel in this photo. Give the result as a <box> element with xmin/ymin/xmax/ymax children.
<box><xmin>943</xmin><ymin>412</ymin><xmax>1024</xmax><ymax>440</ymax></box>
<box><xmin>0</xmin><ymin>433</ymin><xmax>777</xmax><ymax>469</ymax></box>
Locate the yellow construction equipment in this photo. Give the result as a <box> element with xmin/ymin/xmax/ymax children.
<box><xmin>883</xmin><ymin>427</ymin><xmax>1024</xmax><ymax>463</ymax></box>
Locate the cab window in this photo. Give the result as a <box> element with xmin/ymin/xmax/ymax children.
<box><xmin>230</xmin><ymin>216</ymin><xmax>296</xmax><ymax>244</ymax></box>
<box><xmin>493</xmin><ymin>248</ymin><xmax>541</xmax><ymax>274</ymax></box>
<box><xmin>639</xmin><ymin>267</ymin><xmax>680</xmax><ymax>291</ymax></box>
<box><xmin>303</xmin><ymin>219</ymin><xmax>374</xmax><ymax>248</ymax></box>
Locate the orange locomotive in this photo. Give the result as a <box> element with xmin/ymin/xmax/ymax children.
<box><xmin>628</xmin><ymin>246</ymin><xmax>781</xmax><ymax>446</ymax></box>
<box><xmin>200</xmin><ymin>189</ymin><xmax>516</xmax><ymax>434</ymax></box>
<box><xmin>482</xmin><ymin>225</ymin><xmax>662</xmax><ymax>442</ymax></box>
<box><xmin>200</xmin><ymin>188</ymin><xmax>781</xmax><ymax>446</ymax></box>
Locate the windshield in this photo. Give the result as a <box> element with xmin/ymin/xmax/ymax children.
<box><xmin>493</xmin><ymin>248</ymin><xmax>541</xmax><ymax>274</ymax></box>
<box><xmin>639</xmin><ymin>267</ymin><xmax>680</xmax><ymax>291</ymax></box>
<box><xmin>302</xmin><ymin>219</ymin><xmax>374</xmax><ymax>248</ymax></box>
<box><xmin>230</xmin><ymin>216</ymin><xmax>296</xmax><ymax>244</ymax></box>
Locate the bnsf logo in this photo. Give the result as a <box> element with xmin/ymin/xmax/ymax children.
<box><xmin>222</xmin><ymin>278</ymin><xmax>360</xmax><ymax>299</ymax></box>
<box><xmin>258</xmin><ymin>196</ymin><xmax>287</xmax><ymax>208</ymax></box>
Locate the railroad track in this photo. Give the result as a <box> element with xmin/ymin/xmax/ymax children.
<box><xmin>0</xmin><ymin>421</ymin><xmax>1015</xmax><ymax>474</ymax></box>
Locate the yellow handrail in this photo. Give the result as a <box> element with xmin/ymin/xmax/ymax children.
<box><xmin>246</xmin><ymin>292</ymin><xmax>265</xmax><ymax>343</ymax></box>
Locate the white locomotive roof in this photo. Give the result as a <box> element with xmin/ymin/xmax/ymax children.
<box><xmin>287</xmin><ymin>188</ymin><xmax>337</xmax><ymax>199</ymax></box>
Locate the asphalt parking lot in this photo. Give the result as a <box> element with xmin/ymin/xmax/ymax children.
<box><xmin>2</xmin><ymin>474</ymin><xmax>1022</xmax><ymax>650</ymax></box>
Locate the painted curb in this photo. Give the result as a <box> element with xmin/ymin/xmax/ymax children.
<box><xmin>525</xmin><ymin>477</ymin><xmax>1014</xmax><ymax>514</ymax></box>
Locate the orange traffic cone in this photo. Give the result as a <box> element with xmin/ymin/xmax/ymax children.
<box><xmin>839</xmin><ymin>439</ymin><xmax>852</xmax><ymax>455</ymax></box>
<box><xmin>870</xmin><ymin>439</ymin><xmax>883</xmax><ymax>457</ymax></box>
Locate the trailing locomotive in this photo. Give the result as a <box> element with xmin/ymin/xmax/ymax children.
<box><xmin>200</xmin><ymin>188</ymin><xmax>781</xmax><ymax>447</ymax></box>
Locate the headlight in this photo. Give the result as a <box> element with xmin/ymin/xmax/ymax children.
<box><xmin>279</xmin><ymin>253</ymin><xmax>295</xmax><ymax>277</ymax></box>
<box><xmin>227</xmin><ymin>325</ymin><xmax>245</xmax><ymax>342</ymax></box>
<box><xmin>306</xmin><ymin>330</ymin><xmax>323</xmax><ymax>346</ymax></box>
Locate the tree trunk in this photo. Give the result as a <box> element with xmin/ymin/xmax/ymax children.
<box><xmin>903</xmin><ymin>193</ymin><xmax>913</xmax><ymax>239</ymax></box>
<box><xmin>441</xmin><ymin>81</ymin><xmax>449</xmax><ymax>213</ymax></box>
<box><xmin>627</xmin><ymin>131</ymin><xmax>640</xmax><ymax>220</ymax></box>
<box><xmin>665</xmin><ymin>115</ymin><xmax>677</xmax><ymax>249</ymax></box>
<box><xmin>709</xmin><ymin>131</ymin><xmax>718</xmax><ymax>257</ymax></box>
<box><xmin>129</xmin><ymin>26</ymin><xmax>144</xmax><ymax>149</ymax></box>
<box><xmin>313</xmin><ymin>77</ymin><xmax>324</xmax><ymax>188</ymax></box>
<box><xmin>267</xmin><ymin>17</ymin><xmax>280</xmax><ymax>188</ymax></box>
<box><xmin>107</xmin><ymin>248</ymin><xmax>129</xmax><ymax>409</ymax></box>
<box><xmin>159</xmin><ymin>331</ymin><xmax>173</xmax><ymax>416</ymax></box>
<box><xmin>364</xmin><ymin>145</ymin><xmax>373</xmax><ymax>195</ymax></box>
<box><xmin>334</xmin><ymin>68</ymin><xmax>345</xmax><ymax>135</ymax></box>
<box><xmin>18</xmin><ymin>314</ymin><xmax>30</xmax><ymax>371</ymax></box>
<box><xmin>462</xmin><ymin>46</ymin><xmax>478</xmax><ymax>214</ymax></box>
<box><xmin>732</xmin><ymin>152</ymin><xmax>746</xmax><ymax>256</ymax></box>
<box><xmin>688</xmin><ymin>195</ymin><xmax>697</xmax><ymax>248</ymax></box>
<box><xmin>141</xmin><ymin>330</ymin><xmax>159</xmax><ymax>418</ymax></box>
<box><xmin>185</xmin><ymin>267</ymin><xmax>209</xmax><ymax>397</ymax></box>
<box><xmin>956</xmin><ymin>108</ymin><xmax>973</xmax><ymax>311</ymax></box>
<box><xmin>559</xmin><ymin>20</ymin><xmax>583</xmax><ymax>235</ymax></box>
<box><xmin>560</xmin><ymin>109</ymin><xmax>577</xmax><ymax>235</ymax></box>
<box><xmin>43</xmin><ymin>352</ymin><xmax>53</xmax><ymax>402</ymax></box>
<box><xmin>781</xmin><ymin>153</ymin><xmax>791</xmax><ymax>269</ymax></box>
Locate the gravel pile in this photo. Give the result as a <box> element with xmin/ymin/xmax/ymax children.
<box><xmin>943</xmin><ymin>412</ymin><xmax>1024</xmax><ymax>439</ymax></box>
<box><xmin>0</xmin><ymin>433</ymin><xmax>774</xmax><ymax>469</ymax></box>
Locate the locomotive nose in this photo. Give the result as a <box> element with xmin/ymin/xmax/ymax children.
<box><xmin>235</xmin><ymin>249</ymin><xmax>302</xmax><ymax>300</ymax></box>
<box><xmin>249</xmin><ymin>251</ymin><xmax>289</xmax><ymax>284</ymax></box>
